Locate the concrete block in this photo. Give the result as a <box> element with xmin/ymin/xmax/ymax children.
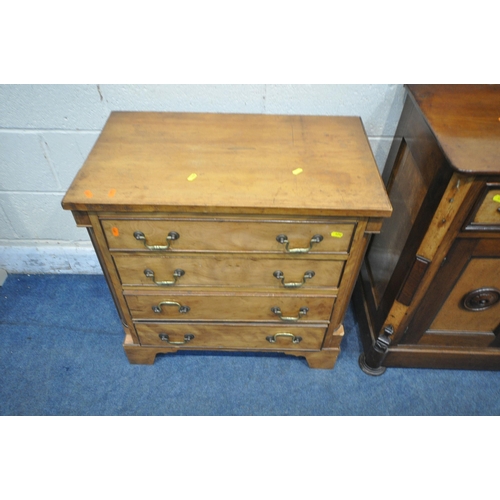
<box><xmin>265</xmin><ymin>84</ymin><xmax>406</xmax><ymax>137</ymax></box>
<box><xmin>368</xmin><ymin>137</ymin><xmax>394</xmax><ymax>173</ymax></box>
<box><xmin>0</xmin><ymin>84</ymin><xmax>109</xmax><ymax>130</ymax></box>
<box><xmin>0</xmin><ymin>203</ymin><xmax>18</xmax><ymax>239</ymax></box>
<box><xmin>41</xmin><ymin>132</ymin><xmax>99</xmax><ymax>190</ymax></box>
<box><xmin>0</xmin><ymin>84</ymin><xmax>267</xmax><ymax>131</ymax></box>
<box><xmin>100</xmin><ymin>84</ymin><xmax>267</xmax><ymax>114</ymax></box>
<box><xmin>0</xmin><ymin>132</ymin><xmax>61</xmax><ymax>191</ymax></box>
<box><xmin>0</xmin><ymin>243</ymin><xmax>101</xmax><ymax>274</ymax></box>
<box><xmin>0</xmin><ymin>193</ymin><xmax>90</xmax><ymax>241</ymax></box>
<box><xmin>0</xmin><ymin>83</ymin><xmax>405</xmax><ymax>135</ymax></box>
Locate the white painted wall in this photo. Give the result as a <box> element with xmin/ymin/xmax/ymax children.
<box><xmin>0</xmin><ymin>84</ymin><xmax>406</xmax><ymax>273</ymax></box>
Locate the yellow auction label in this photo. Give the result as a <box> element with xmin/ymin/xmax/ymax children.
<box><xmin>292</xmin><ymin>168</ymin><xmax>303</xmax><ymax>175</ymax></box>
<box><xmin>330</xmin><ymin>231</ymin><xmax>343</xmax><ymax>238</ymax></box>
<box><xmin>493</xmin><ymin>194</ymin><xmax>500</xmax><ymax>203</ymax></box>
<box><xmin>187</xmin><ymin>173</ymin><xmax>198</xmax><ymax>181</ymax></box>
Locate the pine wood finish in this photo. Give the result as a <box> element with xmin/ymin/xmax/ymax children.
<box><xmin>63</xmin><ymin>112</ymin><xmax>391</xmax><ymax>368</ymax></box>
<box><xmin>355</xmin><ymin>85</ymin><xmax>500</xmax><ymax>373</ymax></box>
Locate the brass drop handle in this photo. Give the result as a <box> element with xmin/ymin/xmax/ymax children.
<box><xmin>144</xmin><ymin>268</ymin><xmax>185</xmax><ymax>286</ymax></box>
<box><xmin>152</xmin><ymin>301</ymin><xmax>190</xmax><ymax>314</ymax></box>
<box><xmin>158</xmin><ymin>333</ymin><xmax>195</xmax><ymax>345</ymax></box>
<box><xmin>273</xmin><ymin>270</ymin><xmax>315</xmax><ymax>288</ymax></box>
<box><xmin>266</xmin><ymin>332</ymin><xmax>303</xmax><ymax>344</ymax></box>
<box><xmin>271</xmin><ymin>306</ymin><xmax>309</xmax><ymax>321</ymax></box>
<box><xmin>276</xmin><ymin>234</ymin><xmax>323</xmax><ymax>253</ymax></box>
<box><xmin>134</xmin><ymin>231</ymin><xmax>179</xmax><ymax>250</ymax></box>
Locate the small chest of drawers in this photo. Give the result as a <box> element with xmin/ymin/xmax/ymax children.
<box><xmin>62</xmin><ymin>112</ymin><xmax>391</xmax><ymax>369</ymax></box>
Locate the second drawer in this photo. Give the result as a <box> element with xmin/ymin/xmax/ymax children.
<box><xmin>114</xmin><ymin>254</ymin><xmax>345</xmax><ymax>289</ymax></box>
<box><xmin>125</xmin><ymin>291</ymin><xmax>336</xmax><ymax>323</ymax></box>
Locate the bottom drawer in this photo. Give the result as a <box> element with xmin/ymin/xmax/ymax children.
<box><xmin>135</xmin><ymin>322</ymin><xmax>327</xmax><ymax>350</ymax></box>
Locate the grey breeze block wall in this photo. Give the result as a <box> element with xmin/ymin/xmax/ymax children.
<box><xmin>0</xmin><ymin>84</ymin><xmax>406</xmax><ymax>274</ymax></box>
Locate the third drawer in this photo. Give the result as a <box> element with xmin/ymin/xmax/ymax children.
<box><xmin>125</xmin><ymin>291</ymin><xmax>336</xmax><ymax>323</ymax></box>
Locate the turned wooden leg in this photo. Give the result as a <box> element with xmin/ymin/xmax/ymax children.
<box><xmin>358</xmin><ymin>325</ymin><xmax>393</xmax><ymax>376</ymax></box>
<box><xmin>303</xmin><ymin>348</ymin><xmax>340</xmax><ymax>369</ymax></box>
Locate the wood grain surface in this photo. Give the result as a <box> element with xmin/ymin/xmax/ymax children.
<box><xmin>473</xmin><ymin>188</ymin><xmax>500</xmax><ymax>225</ymax></box>
<box><xmin>62</xmin><ymin>112</ymin><xmax>392</xmax><ymax>217</ymax></box>
<box><xmin>407</xmin><ymin>85</ymin><xmax>500</xmax><ymax>174</ymax></box>
<box><xmin>101</xmin><ymin>217</ymin><xmax>355</xmax><ymax>254</ymax></box>
<box><xmin>135</xmin><ymin>322</ymin><xmax>327</xmax><ymax>350</ymax></box>
<box><xmin>113</xmin><ymin>254</ymin><xmax>345</xmax><ymax>289</ymax></box>
<box><xmin>125</xmin><ymin>292</ymin><xmax>335</xmax><ymax>322</ymax></box>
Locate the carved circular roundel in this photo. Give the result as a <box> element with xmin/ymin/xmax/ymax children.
<box><xmin>462</xmin><ymin>288</ymin><xmax>500</xmax><ymax>311</ymax></box>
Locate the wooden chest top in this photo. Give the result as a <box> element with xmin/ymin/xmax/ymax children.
<box><xmin>407</xmin><ymin>84</ymin><xmax>500</xmax><ymax>175</ymax></box>
<box><xmin>62</xmin><ymin>112</ymin><xmax>392</xmax><ymax>217</ymax></box>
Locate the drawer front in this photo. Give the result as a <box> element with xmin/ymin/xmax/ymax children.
<box><xmin>473</xmin><ymin>188</ymin><xmax>500</xmax><ymax>227</ymax></box>
<box><xmin>428</xmin><ymin>256</ymin><xmax>500</xmax><ymax>335</ymax></box>
<box><xmin>125</xmin><ymin>292</ymin><xmax>335</xmax><ymax>322</ymax></box>
<box><xmin>101</xmin><ymin>218</ymin><xmax>355</xmax><ymax>254</ymax></box>
<box><xmin>135</xmin><ymin>322</ymin><xmax>327</xmax><ymax>350</ymax></box>
<box><xmin>114</xmin><ymin>254</ymin><xmax>345</xmax><ymax>290</ymax></box>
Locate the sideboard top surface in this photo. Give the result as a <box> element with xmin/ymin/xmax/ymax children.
<box><xmin>62</xmin><ymin>112</ymin><xmax>392</xmax><ymax>217</ymax></box>
<box><xmin>407</xmin><ymin>84</ymin><xmax>500</xmax><ymax>175</ymax></box>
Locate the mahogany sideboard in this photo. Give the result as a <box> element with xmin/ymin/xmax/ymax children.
<box><xmin>355</xmin><ymin>84</ymin><xmax>500</xmax><ymax>374</ymax></box>
<box><xmin>62</xmin><ymin>112</ymin><xmax>391</xmax><ymax>369</ymax></box>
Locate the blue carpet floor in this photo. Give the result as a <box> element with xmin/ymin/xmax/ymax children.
<box><xmin>0</xmin><ymin>273</ymin><xmax>498</xmax><ymax>415</ymax></box>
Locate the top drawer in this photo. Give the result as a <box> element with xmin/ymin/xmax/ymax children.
<box><xmin>473</xmin><ymin>189</ymin><xmax>500</xmax><ymax>225</ymax></box>
<box><xmin>466</xmin><ymin>185</ymin><xmax>500</xmax><ymax>231</ymax></box>
<box><xmin>100</xmin><ymin>218</ymin><xmax>356</xmax><ymax>254</ymax></box>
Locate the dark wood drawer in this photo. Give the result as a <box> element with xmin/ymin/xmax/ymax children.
<box><xmin>473</xmin><ymin>189</ymin><xmax>500</xmax><ymax>225</ymax></box>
